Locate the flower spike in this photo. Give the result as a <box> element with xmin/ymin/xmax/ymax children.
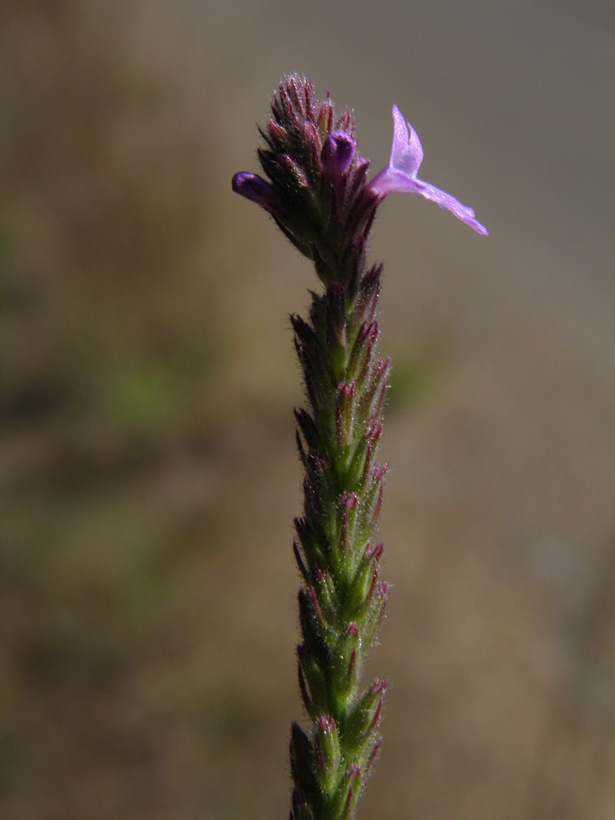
<box><xmin>232</xmin><ymin>73</ymin><xmax>488</xmax><ymax>820</ymax></box>
<box><xmin>367</xmin><ymin>105</ymin><xmax>488</xmax><ymax>235</ymax></box>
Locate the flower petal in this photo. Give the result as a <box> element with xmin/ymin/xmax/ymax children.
<box><xmin>366</xmin><ymin>106</ymin><xmax>489</xmax><ymax>235</ymax></box>
<box><xmin>414</xmin><ymin>180</ymin><xmax>489</xmax><ymax>235</ymax></box>
<box><xmin>390</xmin><ymin>104</ymin><xmax>423</xmax><ymax>177</ymax></box>
<box><xmin>366</xmin><ymin>167</ymin><xmax>423</xmax><ymax>197</ymax></box>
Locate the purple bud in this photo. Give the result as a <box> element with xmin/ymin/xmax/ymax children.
<box><xmin>321</xmin><ymin>131</ymin><xmax>355</xmax><ymax>176</ymax></box>
<box><xmin>232</xmin><ymin>172</ymin><xmax>280</xmax><ymax>213</ymax></box>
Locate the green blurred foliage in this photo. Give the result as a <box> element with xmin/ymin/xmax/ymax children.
<box><xmin>0</xmin><ymin>3</ymin><xmax>250</xmax><ymax>816</ymax></box>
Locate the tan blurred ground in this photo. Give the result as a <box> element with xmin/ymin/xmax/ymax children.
<box><xmin>1</xmin><ymin>1</ymin><xmax>615</xmax><ymax>817</ymax></box>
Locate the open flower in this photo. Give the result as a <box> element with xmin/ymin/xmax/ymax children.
<box><xmin>367</xmin><ymin>105</ymin><xmax>488</xmax><ymax>235</ymax></box>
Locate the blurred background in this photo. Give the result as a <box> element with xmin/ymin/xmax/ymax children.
<box><xmin>1</xmin><ymin>0</ymin><xmax>614</xmax><ymax>817</ymax></box>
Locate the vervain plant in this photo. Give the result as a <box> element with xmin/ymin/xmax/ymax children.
<box><xmin>232</xmin><ymin>74</ymin><xmax>487</xmax><ymax>819</ymax></box>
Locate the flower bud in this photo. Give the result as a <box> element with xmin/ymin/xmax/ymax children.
<box><xmin>231</xmin><ymin>172</ymin><xmax>281</xmax><ymax>214</ymax></box>
<box><xmin>321</xmin><ymin>131</ymin><xmax>355</xmax><ymax>176</ymax></box>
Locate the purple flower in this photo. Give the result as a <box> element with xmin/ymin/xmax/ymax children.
<box><xmin>367</xmin><ymin>105</ymin><xmax>488</xmax><ymax>236</ymax></box>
